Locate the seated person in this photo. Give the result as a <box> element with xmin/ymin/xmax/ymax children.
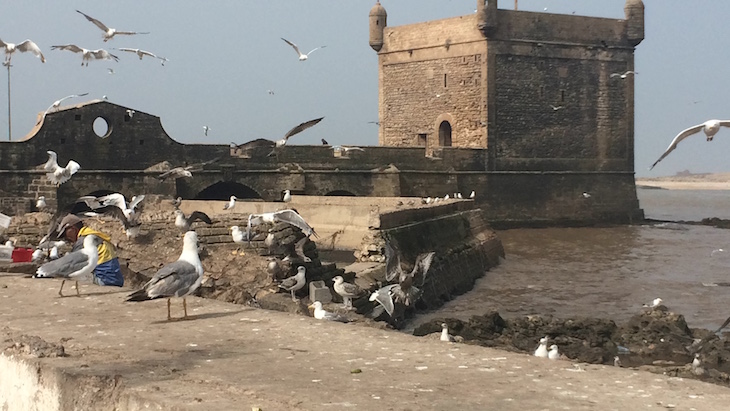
<box><xmin>56</xmin><ymin>214</ymin><xmax>124</xmax><ymax>287</ymax></box>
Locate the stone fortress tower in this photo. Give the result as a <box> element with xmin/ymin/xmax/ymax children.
<box><xmin>370</xmin><ymin>0</ymin><xmax>644</xmax><ymax>173</ymax></box>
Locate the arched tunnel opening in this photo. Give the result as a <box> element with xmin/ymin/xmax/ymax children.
<box><xmin>194</xmin><ymin>181</ymin><xmax>263</xmax><ymax>201</ymax></box>
<box><xmin>325</xmin><ymin>190</ymin><xmax>357</xmax><ymax>197</ymax></box>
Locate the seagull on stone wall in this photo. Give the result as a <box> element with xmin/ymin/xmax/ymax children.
<box><xmin>38</xmin><ymin>93</ymin><xmax>89</xmax><ymax>124</ymax></box>
<box><xmin>76</xmin><ymin>10</ymin><xmax>150</xmax><ymax>42</ymax></box>
<box><xmin>36</xmin><ymin>196</ymin><xmax>47</xmax><ymax>210</ymax></box>
<box><xmin>0</xmin><ymin>38</ymin><xmax>45</xmax><ymax>64</ymax></box>
<box><xmin>281</xmin><ymin>38</ymin><xmax>326</xmax><ymax>61</ymax></box>
<box><xmin>650</xmin><ymin>120</ymin><xmax>730</xmax><ymax>169</ymax></box>
<box><xmin>51</xmin><ymin>44</ymin><xmax>119</xmax><ymax>66</ymax></box>
<box><xmin>223</xmin><ymin>195</ymin><xmax>237</xmax><ymax>211</ymax></box>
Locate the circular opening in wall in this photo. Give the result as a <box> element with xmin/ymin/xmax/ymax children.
<box><xmin>93</xmin><ymin>117</ymin><xmax>111</xmax><ymax>138</ymax></box>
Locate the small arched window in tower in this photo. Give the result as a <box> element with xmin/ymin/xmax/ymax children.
<box><xmin>560</xmin><ymin>89</ymin><xmax>566</xmax><ymax>103</ymax></box>
<box><xmin>438</xmin><ymin>121</ymin><xmax>452</xmax><ymax>147</ymax></box>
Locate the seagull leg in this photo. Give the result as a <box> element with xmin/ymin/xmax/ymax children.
<box><xmin>167</xmin><ymin>298</ymin><xmax>172</xmax><ymax>321</ymax></box>
<box><xmin>58</xmin><ymin>280</ymin><xmax>66</xmax><ymax>297</ymax></box>
<box><xmin>342</xmin><ymin>296</ymin><xmax>350</xmax><ymax>309</ymax></box>
<box><xmin>183</xmin><ymin>298</ymin><xmax>188</xmax><ymax>319</ymax></box>
<box><xmin>75</xmin><ymin>281</ymin><xmax>80</xmax><ymax>297</ymax></box>
<box><xmin>291</xmin><ymin>289</ymin><xmax>297</xmax><ymax>302</ymax></box>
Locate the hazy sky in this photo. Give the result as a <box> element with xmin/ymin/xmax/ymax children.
<box><xmin>1</xmin><ymin>1</ymin><xmax>728</xmax><ymax>177</ymax></box>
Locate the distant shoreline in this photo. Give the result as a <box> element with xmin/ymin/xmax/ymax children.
<box><xmin>636</xmin><ymin>178</ymin><xmax>730</xmax><ymax>191</ymax></box>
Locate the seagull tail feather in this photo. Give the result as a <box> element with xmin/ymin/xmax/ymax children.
<box><xmin>126</xmin><ymin>289</ymin><xmax>162</xmax><ymax>302</ymax></box>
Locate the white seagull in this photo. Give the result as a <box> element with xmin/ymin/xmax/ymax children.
<box><xmin>42</xmin><ymin>151</ymin><xmax>80</xmax><ymax>185</ymax></box>
<box><xmin>309</xmin><ymin>301</ymin><xmax>349</xmax><ymax>322</ymax></box>
<box><xmin>223</xmin><ymin>195</ymin><xmax>237</xmax><ymax>211</ymax></box>
<box><xmin>281</xmin><ymin>38</ymin><xmax>326</xmax><ymax>61</ymax></box>
<box><xmin>229</xmin><ymin>225</ymin><xmax>248</xmax><ymax>256</ymax></box>
<box><xmin>0</xmin><ymin>38</ymin><xmax>45</xmax><ymax>64</ymax></box>
<box><xmin>77</xmin><ymin>193</ymin><xmax>145</xmax><ymax>237</ymax></box>
<box><xmin>51</xmin><ymin>44</ymin><xmax>119</xmax><ymax>66</ymax></box>
<box><xmin>35</xmin><ymin>196</ymin><xmax>47</xmax><ymax>210</ymax></box>
<box><xmin>126</xmin><ymin>231</ymin><xmax>204</xmax><ymax>321</ymax></box>
<box><xmin>76</xmin><ymin>10</ymin><xmax>150</xmax><ymax>42</ymax></box>
<box><xmin>275</xmin><ymin>117</ymin><xmax>324</xmax><ymax>148</ymax></box>
<box><xmin>114</xmin><ymin>48</ymin><xmax>164</xmax><ymax>62</ymax></box>
<box><xmin>279</xmin><ymin>266</ymin><xmax>306</xmax><ymax>301</ymax></box>
<box><xmin>246</xmin><ymin>209</ymin><xmax>318</xmax><ymax>240</ymax></box>
<box><xmin>33</xmin><ymin>235</ymin><xmax>103</xmax><ymax>297</ymax></box>
<box><xmin>650</xmin><ymin>120</ymin><xmax>730</xmax><ymax>169</ymax></box>
<box><xmin>610</xmin><ymin>70</ymin><xmax>637</xmax><ymax>79</ymax></box>
<box><xmin>332</xmin><ymin>275</ymin><xmax>363</xmax><ymax>309</ymax></box>
<box><xmin>469</xmin><ymin>191</ymin><xmax>476</xmax><ymax>199</ymax></box>
<box><xmin>643</xmin><ymin>297</ymin><xmax>663</xmax><ymax>309</ymax></box>
<box><xmin>49</xmin><ymin>246</ymin><xmax>59</xmax><ymax>260</ymax></box>
<box><xmin>38</xmin><ymin>93</ymin><xmax>89</xmax><ymax>123</ymax></box>
<box><xmin>548</xmin><ymin>344</ymin><xmax>560</xmax><ymax>360</ymax></box>
<box><xmin>534</xmin><ymin>336</ymin><xmax>549</xmax><ymax>358</ymax></box>
<box><xmin>440</xmin><ymin>323</ymin><xmax>456</xmax><ymax>342</ymax></box>
<box><xmin>283</xmin><ymin>189</ymin><xmax>292</xmax><ymax>203</ymax></box>
<box><xmin>330</xmin><ymin>145</ymin><xmax>365</xmax><ymax>154</ymax></box>
<box><xmin>203</xmin><ymin>125</ymin><xmax>210</xmax><ymax>136</ymax></box>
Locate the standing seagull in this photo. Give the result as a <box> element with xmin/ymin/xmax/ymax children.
<box><xmin>548</xmin><ymin>344</ymin><xmax>560</xmax><ymax>360</ymax></box>
<box><xmin>35</xmin><ymin>196</ymin><xmax>47</xmax><ymax>210</ymax></box>
<box><xmin>280</xmin><ymin>38</ymin><xmax>326</xmax><ymax>61</ymax></box>
<box><xmin>223</xmin><ymin>195</ymin><xmax>237</xmax><ymax>211</ymax></box>
<box><xmin>650</xmin><ymin>120</ymin><xmax>730</xmax><ymax>169</ymax></box>
<box><xmin>534</xmin><ymin>336</ymin><xmax>549</xmax><ymax>358</ymax></box>
<box><xmin>38</xmin><ymin>93</ymin><xmax>89</xmax><ymax>124</ymax></box>
<box><xmin>76</xmin><ymin>10</ymin><xmax>150</xmax><ymax>42</ymax></box>
<box><xmin>51</xmin><ymin>44</ymin><xmax>118</xmax><ymax>66</ymax></box>
<box><xmin>126</xmin><ymin>231</ymin><xmax>204</xmax><ymax>321</ymax></box>
<box><xmin>174</xmin><ymin>209</ymin><xmax>212</xmax><ymax>232</ymax></box>
<box><xmin>440</xmin><ymin>323</ymin><xmax>456</xmax><ymax>342</ymax></box>
<box><xmin>282</xmin><ymin>190</ymin><xmax>292</xmax><ymax>203</ymax></box>
<box><xmin>332</xmin><ymin>275</ymin><xmax>363</xmax><ymax>309</ymax></box>
<box><xmin>308</xmin><ymin>301</ymin><xmax>349</xmax><ymax>322</ymax></box>
<box><xmin>0</xmin><ymin>38</ymin><xmax>45</xmax><ymax>63</ymax></box>
<box><xmin>229</xmin><ymin>225</ymin><xmax>249</xmax><ymax>255</ymax></box>
<box><xmin>42</xmin><ymin>150</ymin><xmax>80</xmax><ymax>185</ymax></box>
<box><xmin>33</xmin><ymin>235</ymin><xmax>103</xmax><ymax>297</ymax></box>
<box><xmin>279</xmin><ymin>266</ymin><xmax>307</xmax><ymax>301</ymax></box>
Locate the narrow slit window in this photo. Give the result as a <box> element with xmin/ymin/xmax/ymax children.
<box><xmin>560</xmin><ymin>90</ymin><xmax>566</xmax><ymax>102</ymax></box>
<box><xmin>443</xmin><ymin>74</ymin><xmax>447</xmax><ymax>88</ymax></box>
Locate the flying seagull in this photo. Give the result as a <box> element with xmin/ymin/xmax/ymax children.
<box><xmin>333</xmin><ymin>275</ymin><xmax>364</xmax><ymax>309</ymax></box>
<box><xmin>246</xmin><ymin>209</ymin><xmax>318</xmax><ymax>240</ymax></box>
<box><xmin>650</xmin><ymin>120</ymin><xmax>730</xmax><ymax>169</ymax></box>
<box><xmin>38</xmin><ymin>93</ymin><xmax>89</xmax><ymax>124</ymax></box>
<box><xmin>33</xmin><ymin>235</ymin><xmax>103</xmax><ymax>297</ymax></box>
<box><xmin>171</xmin><ymin>197</ymin><xmax>182</xmax><ymax>209</ymax></box>
<box><xmin>114</xmin><ymin>48</ymin><xmax>164</xmax><ymax>62</ymax></box>
<box><xmin>549</xmin><ymin>105</ymin><xmax>564</xmax><ymax>111</ymax></box>
<box><xmin>308</xmin><ymin>301</ymin><xmax>350</xmax><ymax>322</ymax></box>
<box><xmin>157</xmin><ymin>157</ymin><xmax>219</xmax><ymax>181</ymax></box>
<box><xmin>275</xmin><ymin>117</ymin><xmax>324</xmax><ymax>148</ymax></box>
<box><xmin>76</xmin><ymin>10</ymin><xmax>150</xmax><ymax>42</ymax></box>
<box><xmin>280</xmin><ymin>38</ymin><xmax>326</xmax><ymax>61</ymax></box>
<box><xmin>610</xmin><ymin>70</ymin><xmax>637</xmax><ymax>79</ymax></box>
<box><xmin>203</xmin><ymin>125</ymin><xmax>210</xmax><ymax>136</ymax></box>
<box><xmin>330</xmin><ymin>145</ymin><xmax>364</xmax><ymax>154</ymax></box>
<box><xmin>51</xmin><ymin>44</ymin><xmax>118</xmax><ymax>66</ymax></box>
<box><xmin>0</xmin><ymin>38</ymin><xmax>45</xmax><ymax>63</ymax></box>
<box><xmin>126</xmin><ymin>231</ymin><xmax>204</xmax><ymax>321</ymax></box>
<box><xmin>174</xmin><ymin>209</ymin><xmax>212</xmax><ymax>232</ymax></box>
<box><xmin>77</xmin><ymin>193</ymin><xmax>145</xmax><ymax>238</ymax></box>
<box><xmin>279</xmin><ymin>266</ymin><xmax>306</xmax><ymax>301</ymax></box>
<box><xmin>42</xmin><ymin>151</ymin><xmax>80</xmax><ymax>185</ymax></box>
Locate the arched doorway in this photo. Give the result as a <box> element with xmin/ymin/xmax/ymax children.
<box><xmin>194</xmin><ymin>181</ymin><xmax>263</xmax><ymax>200</ymax></box>
<box><xmin>438</xmin><ymin>121</ymin><xmax>452</xmax><ymax>146</ymax></box>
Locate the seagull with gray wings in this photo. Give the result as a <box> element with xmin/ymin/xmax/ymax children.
<box><xmin>126</xmin><ymin>231</ymin><xmax>203</xmax><ymax>321</ymax></box>
<box><xmin>157</xmin><ymin>157</ymin><xmax>220</xmax><ymax>181</ymax></box>
<box><xmin>77</xmin><ymin>193</ymin><xmax>145</xmax><ymax>238</ymax></box>
<box><xmin>246</xmin><ymin>209</ymin><xmax>318</xmax><ymax>241</ymax></box>
<box><xmin>281</xmin><ymin>38</ymin><xmax>326</xmax><ymax>61</ymax></box>
<box><xmin>76</xmin><ymin>10</ymin><xmax>150</xmax><ymax>42</ymax></box>
<box><xmin>38</xmin><ymin>93</ymin><xmax>89</xmax><ymax>124</ymax></box>
<box><xmin>174</xmin><ymin>209</ymin><xmax>212</xmax><ymax>232</ymax></box>
<box><xmin>0</xmin><ymin>38</ymin><xmax>45</xmax><ymax>64</ymax></box>
<box><xmin>33</xmin><ymin>234</ymin><xmax>103</xmax><ymax>297</ymax></box>
<box><xmin>279</xmin><ymin>266</ymin><xmax>307</xmax><ymax>301</ymax></box>
<box><xmin>650</xmin><ymin>119</ymin><xmax>730</xmax><ymax>169</ymax></box>
<box><xmin>333</xmin><ymin>275</ymin><xmax>364</xmax><ymax>309</ymax></box>
<box><xmin>51</xmin><ymin>44</ymin><xmax>118</xmax><ymax>66</ymax></box>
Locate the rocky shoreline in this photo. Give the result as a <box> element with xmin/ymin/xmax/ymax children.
<box><xmin>414</xmin><ymin>306</ymin><xmax>730</xmax><ymax>387</ymax></box>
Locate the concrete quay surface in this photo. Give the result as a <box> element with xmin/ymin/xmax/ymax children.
<box><xmin>2</xmin><ymin>273</ymin><xmax>730</xmax><ymax>411</ymax></box>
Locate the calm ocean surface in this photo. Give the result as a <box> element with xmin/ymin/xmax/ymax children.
<box><xmin>411</xmin><ymin>187</ymin><xmax>730</xmax><ymax>331</ymax></box>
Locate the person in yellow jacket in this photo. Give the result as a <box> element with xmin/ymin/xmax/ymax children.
<box><xmin>56</xmin><ymin>214</ymin><xmax>124</xmax><ymax>287</ymax></box>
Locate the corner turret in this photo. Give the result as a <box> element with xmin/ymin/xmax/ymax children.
<box><xmin>624</xmin><ymin>0</ymin><xmax>644</xmax><ymax>46</ymax></box>
<box><xmin>477</xmin><ymin>0</ymin><xmax>498</xmax><ymax>37</ymax></box>
<box><xmin>369</xmin><ymin>1</ymin><xmax>387</xmax><ymax>52</ymax></box>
